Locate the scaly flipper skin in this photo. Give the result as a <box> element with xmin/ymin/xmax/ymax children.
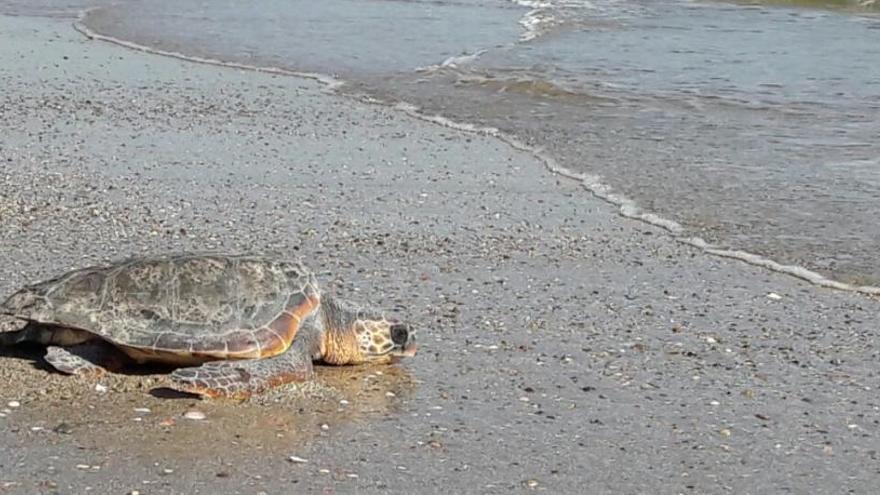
<box><xmin>170</xmin><ymin>345</ymin><xmax>314</xmax><ymax>399</ymax></box>
<box><xmin>44</xmin><ymin>343</ymin><xmax>119</xmax><ymax>376</ymax></box>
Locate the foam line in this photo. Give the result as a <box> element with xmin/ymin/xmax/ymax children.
<box><xmin>414</xmin><ymin>50</ymin><xmax>488</xmax><ymax>74</ymax></box>
<box><xmin>72</xmin><ymin>9</ymin><xmax>346</xmax><ymax>92</ymax></box>
<box><xmin>72</xmin><ymin>8</ymin><xmax>880</xmax><ymax>299</ymax></box>
<box><xmin>507</xmin><ymin>0</ymin><xmax>557</xmax><ymax>42</ymax></box>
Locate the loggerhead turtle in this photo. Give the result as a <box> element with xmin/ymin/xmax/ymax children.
<box><xmin>0</xmin><ymin>253</ymin><xmax>417</xmax><ymax>398</ymax></box>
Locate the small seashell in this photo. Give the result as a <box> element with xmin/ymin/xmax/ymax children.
<box><xmin>183</xmin><ymin>410</ymin><xmax>206</xmax><ymax>420</ymax></box>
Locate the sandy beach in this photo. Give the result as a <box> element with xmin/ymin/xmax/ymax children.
<box><xmin>1</xmin><ymin>12</ymin><xmax>879</xmax><ymax>494</ymax></box>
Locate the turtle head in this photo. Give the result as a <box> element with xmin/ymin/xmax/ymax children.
<box><xmin>352</xmin><ymin>319</ymin><xmax>417</xmax><ymax>364</ymax></box>
<box><xmin>318</xmin><ymin>297</ymin><xmax>417</xmax><ymax>365</ymax></box>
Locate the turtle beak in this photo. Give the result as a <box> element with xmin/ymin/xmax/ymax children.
<box><xmin>399</xmin><ymin>342</ymin><xmax>418</xmax><ymax>358</ymax></box>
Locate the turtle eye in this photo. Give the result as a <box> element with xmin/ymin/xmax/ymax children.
<box><xmin>390</xmin><ymin>324</ymin><xmax>410</xmax><ymax>346</ymax></box>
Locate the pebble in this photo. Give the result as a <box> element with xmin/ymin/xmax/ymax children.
<box><xmin>159</xmin><ymin>418</ymin><xmax>176</xmax><ymax>427</ymax></box>
<box><xmin>183</xmin><ymin>410</ymin><xmax>206</xmax><ymax>420</ymax></box>
<box><xmin>320</xmin><ymin>423</ymin><xmax>329</xmax><ymax>431</ymax></box>
<box><xmin>288</xmin><ymin>456</ymin><xmax>309</xmax><ymax>464</ymax></box>
<box><xmin>53</xmin><ymin>423</ymin><xmax>73</xmax><ymax>434</ymax></box>
<box><xmin>7</xmin><ymin>400</ymin><xmax>20</xmax><ymax>408</ymax></box>
<box><xmin>767</xmin><ymin>293</ymin><xmax>782</xmax><ymax>300</ymax></box>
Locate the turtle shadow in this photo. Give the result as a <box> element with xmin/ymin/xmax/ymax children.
<box><xmin>0</xmin><ymin>342</ymin><xmax>180</xmax><ymax>377</ymax></box>
<box><xmin>0</xmin><ymin>342</ymin><xmax>57</xmax><ymax>372</ymax></box>
<box><xmin>149</xmin><ymin>387</ymin><xmax>202</xmax><ymax>400</ymax></box>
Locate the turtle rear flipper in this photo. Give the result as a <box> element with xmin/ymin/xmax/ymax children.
<box><xmin>45</xmin><ymin>343</ymin><xmax>123</xmax><ymax>376</ymax></box>
<box><xmin>170</xmin><ymin>347</ymin><xmax>313</xmax><ymax>399</ymax></box>
<box><xmin>0</xmin><ymin>324</ymin><xmax>93</xmax><ymax>347</ymax></box>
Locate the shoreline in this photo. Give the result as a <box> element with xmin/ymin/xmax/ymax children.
<box><xmin>73</xmin><ymin>7</ymin><xmax>880</xmax><ymax>299</ymax></box>
<box><xmin>2</xmin><ymin>11</ymin><xmax>879</xmax><ymax>494</ymax></box>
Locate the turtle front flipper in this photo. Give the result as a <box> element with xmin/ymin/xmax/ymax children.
<box><xmin>169</xmin><ymin>346</ymin><xmax>313</xmax><ymax>399</ymax></box>
<box><xmin>45</xmin><ymin>343</ymin><xmax>124</xmax><ymax>376</ymax></box>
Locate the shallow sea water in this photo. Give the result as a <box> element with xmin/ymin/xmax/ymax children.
<box><xmin>8</xmin><ymin>0</ymin><xmax>880</xmax><ymax>285</ymax></box>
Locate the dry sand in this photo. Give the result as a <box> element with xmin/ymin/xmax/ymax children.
<box><xmin>0</xmin><ymin>12</ymin><xmax>878</xmax><ymax>495</ymax></box>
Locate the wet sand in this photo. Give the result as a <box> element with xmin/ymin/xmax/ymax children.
<box><xmin>1</xmin><ymin>13</ymin><xmax>879</xmax><ymax>494</ymax></box>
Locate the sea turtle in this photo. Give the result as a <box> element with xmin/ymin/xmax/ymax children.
<box><xmin>0</xmin><ymin>253</ymin><xmax>417</xmax><ymax>398</ymax></box>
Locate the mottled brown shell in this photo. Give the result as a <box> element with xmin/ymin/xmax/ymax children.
<box><xmin>0</xmin><ymin>254</ymin><xmax>320</xmax><ymax>363</ymax></box>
